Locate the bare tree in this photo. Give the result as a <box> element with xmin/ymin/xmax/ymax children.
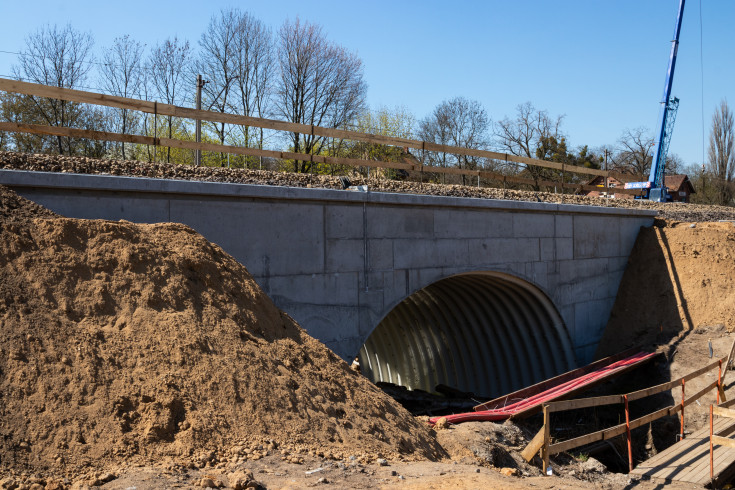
<box><xmin>664</xmin><ymin>153</ymin><xmax>684</xmax><ymax>175</ymax></box>
<box><xmin>420</xmin><ymin>97</ymin><xmax>490</xmax><ymax>184</ymax></box>
<box><xmin>150</xmin><ymin>37</ymin><xmax>192</xmax><ymax>163</ymax></box>
<box><xmin>100</xmin><ymin>35</ymin><xmax>145</xmax><ymax>159</ymax></box>
<box><xmin>708</xmin><ymin>99</ymin><xmax>735</xmax><ymax>205</ymax></box>
<box><xmin>418</xmin><ymin>105</ymin><xmax>451</xmax><ymax>176</ymax></box>
<box><xmin>0</xmin><ymin>93</ymin><xmax>9</xmax><ymax>150</ymax></box>
<box><xmin>276</xmin><ymin>18</ymin><xmax>367</xmax><ymax>172</ymax></box>
<box><xmin>612</xmin><ymin>127</ymin><xmax>654</xmax><ymax>178</ymax></box>
<box><xmin>494</xmin><ymin>102</ymin><xmax>564</xmax><ymax>189</ymax></box>
<box><xmin>195</xmin><ymin>9</ymin><xmax>274</xmax><ymax>167</ymax></box>
<box><xmin>196</xmin><ymin>9</ymin><xmax>239</xmax><ymax>164</ymax></box>
<box><xmin>232</xmin><ymin>11</ymin><xmax>274</xmax><ymax>164</ymax></box>
<box><xmin>10</xmin><ymin>24</ymin><xmax>95</xmax><ymax>155</ymax></box>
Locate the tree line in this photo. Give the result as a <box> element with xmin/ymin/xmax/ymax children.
<box><xmin>0</xmin><ymin>9</ymin><xmax>733</xmax><ymax>205</ymax></box>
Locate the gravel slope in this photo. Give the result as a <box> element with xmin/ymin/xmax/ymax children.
<box><xmin>2</xmin><ymin>150</ymin><xmax>735</xmax><ymax>222</ymax></box>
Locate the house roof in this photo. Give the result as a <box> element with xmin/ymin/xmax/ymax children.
<box><xmin>664</xmin><ymin>174</ymin><xmax>695</xmax><ymax>193</ymax></box>
<box><xmin>586</xmin><ymin>173</ymin><xmax>695</xmax><ymax>194</ymax></box>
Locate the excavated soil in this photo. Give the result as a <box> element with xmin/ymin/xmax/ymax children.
<box><xmin>594</xmin><ymin>219</ymin><xmax>735</xmax><ymax>446</ymax></box>
<box><xmin>3</xmin><ymin>150</ymin><xmax>735</xmax><ymax>222</ymax></box>
<box><xmin>0</xmin><ymin>186</ymin><xmax>445</xmax><ymax>483</ymax></box>
<box><xmin>597</xmin><ymin>219</ymin><xmax>735</xmax><ymax>357</ymax></box>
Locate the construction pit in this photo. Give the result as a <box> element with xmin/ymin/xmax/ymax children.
<box><xmin>3</xmin><ymin>152</ymin><xmax>735</xmax><ymax>489</ymax></box>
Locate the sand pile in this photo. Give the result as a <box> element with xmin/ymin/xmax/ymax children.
<box><xmin>597</xmin><ymin>219</ymin><xmax>735</xmax><ymax>357</ymax></box>
<box><xmin>0</xmin><ymin>186</ymin><xmax>445</xmax><ymax>477</ymax></box>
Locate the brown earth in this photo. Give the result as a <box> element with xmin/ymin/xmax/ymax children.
<box><xmin>595</xmin><ymin>219</ymin><xmax>735</xmax><ymax>438</ymax></box>
<box><xmin>0</xmin><ymin>185</ymin><xmax>445</xmax><ymax>485</ymax></box>
<box><xmin>598</xmin><ymin>219</ymin><xmax>735</xmax><ymax>356</ymax></box>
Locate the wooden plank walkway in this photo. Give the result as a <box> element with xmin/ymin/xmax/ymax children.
<box><xmin>631</xmin><ymin>418</ymin><xmax>735</xmax><ymax>486</ymax></box>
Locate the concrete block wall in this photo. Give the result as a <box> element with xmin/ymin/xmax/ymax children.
<box><xmin>0</xmin><ymin>169</ymin><xmax>656</xmax><ymax>365</ymax></box>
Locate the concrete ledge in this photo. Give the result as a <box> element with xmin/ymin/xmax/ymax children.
<box><xmin>0</xmin><ymin>168</ymin><xmax>659</xmax><ymax>218</ymax></box>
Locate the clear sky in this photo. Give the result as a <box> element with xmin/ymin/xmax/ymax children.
<box><xmin>0</xmin><ymin>0</ymin><xmax>731</xmax><ymax>168</ymax></box>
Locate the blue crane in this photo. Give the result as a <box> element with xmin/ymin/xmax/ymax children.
<box><xmin>624</xmin><ymin>0</ymin><xmax>685</xmax><ymax>202</ymax></box>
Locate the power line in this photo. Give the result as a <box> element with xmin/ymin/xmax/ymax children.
<box><xmin>699</xmin><ymin>0</ymin><xmax>706</xmax><ymax>167</ymax></box>
<box><xmin>0</xmin><ymin>73</ymin><xmax>157</xmax><ymax>101</ymax></box>
<box><xmin>0</xmin><ymin>48</ymin><xmax>173</xmax><ymax>78</ymax></box>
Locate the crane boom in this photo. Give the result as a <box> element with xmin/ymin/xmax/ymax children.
<box><xmin>625</xmin><ymin>0</ymin><xmax>685</xmax><ymax>201</ymax></box>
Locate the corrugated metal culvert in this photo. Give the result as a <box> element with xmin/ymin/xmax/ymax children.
<box><xmin>359</xmin><ymin>271</ymin><xmax>575</xmax><ymax>398</ymax></box>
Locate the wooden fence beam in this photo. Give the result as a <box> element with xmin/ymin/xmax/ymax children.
<box><xmin>0</xmin><ymin>121</ymin><xmax>634</xmax><ymax>193</ymax></box>
<box><xmin>0</xmin><ymin>77</ymin><xmax>611</xmax><ymax>179</ymax></box>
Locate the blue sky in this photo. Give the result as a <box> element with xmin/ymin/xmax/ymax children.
<box><xmin>0</xmin><ymin>0</ymin><xmax>732</xmax><ymax>167</ymax></box>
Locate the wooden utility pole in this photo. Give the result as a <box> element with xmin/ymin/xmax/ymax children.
<box><xmin>195</xmin><ymin>75</ymin><xmax>208</xmax><ymax>166</ymax></box>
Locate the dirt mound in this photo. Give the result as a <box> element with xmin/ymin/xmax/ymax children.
<box><xmin>4</xmin><ymin>150</ymin><xmax>735</xmax><ymax>222</ymax></box>
<box><xmin>0</xmin><ymin>187</ymin><xmax>445</xmax><ymax>478</ymax></box>
<box><xmin>597</xmin><ymin>219</ymin><xmax>735</xmax><ymax>357</ymax></box>
<box><xmin>0</xmin><ymin>183</ymin><xmax>58</xmax><ymax>221</ymax></box>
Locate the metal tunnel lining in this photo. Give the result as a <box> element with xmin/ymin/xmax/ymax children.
<box><xmin>358</xmin><ymin>272</ymin><xmax>575</xmax><ymax>398</ymax></box>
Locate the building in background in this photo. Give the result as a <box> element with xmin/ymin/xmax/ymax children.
<box><xmin>584</xmin><ymin>174</ymin><xmax>695</xmax><ymax>203</ymax></box>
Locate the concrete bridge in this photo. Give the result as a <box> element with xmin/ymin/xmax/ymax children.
<box><xmin>1</xmin><ymin>169</ymin><xmax>656</xmax><ymax>398</ymax></box>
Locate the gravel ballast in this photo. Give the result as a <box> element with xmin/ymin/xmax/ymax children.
<box><xmin>2</xmin><ymin>151</ymin><xmax>734</xmax><ymax>222</ymax></box>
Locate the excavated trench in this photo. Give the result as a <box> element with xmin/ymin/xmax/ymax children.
<box><xmin>358</xmin><ymin>272</ymin><xmax>576</xmax><ymax>399</ymax></box>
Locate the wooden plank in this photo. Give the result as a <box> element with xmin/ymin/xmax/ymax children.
<box><xmin>638</xmin><ymin>439</ymin><xmax>705</xmax><ymax>480</ymax></box>
<box><xmin>712</xmin><ymin>435</ymin><xmax>735</xmax><ymax>449</ymax></box>
<box><xmin>633</xmin><ymin>422</ymin><xmax>716</xmax><ymax>481</ymax></box>
<box><xmin>675</xmin><ymin>446</ymin><xmax>719</xmax><ymax>484</ymax></box>
<box><xmin>681</xmin><ymin>357</ymin><xmax>726</xmax><ymax>383</ymax></box>
<box><xmin>670</xmin><ymin>424</ymin><xmax>728</xmax><ymax>480</ymax></box>
<box><xmin>635</xmin><ymin>437</ymin><xmax>697</xmax><ymax>469</ymax></box>
<box><xmin>549</xmin><ymin>423</ymin><xmax>627</xmax><ymax>455</ymax></box>
<box><xmin>630</xmin><ymin>418</ymin><xmax>735</xmax><ymax>484</ymax></box>
<box><xmin>685</xmin><ymin>432</ymin><xmax>735</xmax><ymax>484</ymax></box>
<box><xmin>682</xmin><ymin>379</ymin><xmax>719</xmax><ymax>408</ymax></box>
<box><xmin>627</xmin><ymin>357</ymin><xmax>724</xmax><ymax>402</ymax></box>
<box><xmin>546</xmin><ymin>394</ymin><xmax>623</xmax><ymax>413</ymax></box>
<box><xmin>520</xmin><ymin>427</ymin><xmax>545</xmax><ymax>463</ymax></box>
<box><xmin>636</xmin><ymin>427</ymin><xmax>704</xmax><ymax>469</ymax></box>
<box><xmin>628</xmin><ymin>404</ymin><xmax>680</xmax><ymax>431</ymax></box>
<box><xmin>0</xmin><ymin>77</ymin><xmax>611</xmax><ymax>179</ymax></box>
<box><xmin>708</xmin><ymin>444</ymin><xmax>735</xmax><ymax>486</ymax></box>
<box><xmin>542</xmin><ymin>406</ymin><xmax>550</xmax><ymax>475</ymax></box>
<box><xmin>550</xmin><ymin>404</ymin><xmax>680</xmax><ymax>456</ymax></box>
<box><xmin>638</xmin><ymin>418</ymin><xmax>731</xmax><ymax>474</ymax></box>
<box><xmin>0</xmin><ymin>121</ymin><xmax>154</xmax><ymax>146</ymax></box>
<box><xmin>713</xmin><ymin>405</ymin><xmax>735</xmax><ymax>419</ymax></box>
<box><xmin>693</xmin><ymin>446</ymin><xmax>733</xmax><ymax>485</ymax></box>
<box><xmin>723</xmin><ymin>338</ymin><xmax>735</xmax><ymax>387</ymax></box>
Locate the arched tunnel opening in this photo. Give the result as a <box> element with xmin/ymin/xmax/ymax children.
<box><xmin>358</xmin><ymin>272</ymin><xmax>577</xmax><ymax>400</ymax></box>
